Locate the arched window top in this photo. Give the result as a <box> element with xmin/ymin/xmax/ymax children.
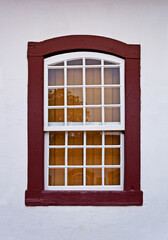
<box><xmin>45</xmin><ymin>51</ymin><xmax>124</xmax><ymax>66</ymax></box>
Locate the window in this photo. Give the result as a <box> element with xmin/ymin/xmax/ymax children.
<box><xmin>44</xmin><ymin>52</ymin><xmax>124</xmax><ymax>191</ymax></box>
<box><xmin>26</xmin><ymin>35</ymin><xmax>142</xmax><ymax>206</ymax></box>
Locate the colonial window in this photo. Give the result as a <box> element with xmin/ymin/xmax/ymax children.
<box><xmin>44</xmin><ymin>52</ymin><xmax>124</xmax><ymax>190</ymax></box>
<box><xmin>26</xmin><ymin>35</ymin><xmax>142</xmax><ymax>206</ymax></box>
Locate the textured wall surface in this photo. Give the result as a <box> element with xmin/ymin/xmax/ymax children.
<box><xmin>0</xmin><ymin>0</ymin><xmax>168</xmax><ymax>239</ymax></box>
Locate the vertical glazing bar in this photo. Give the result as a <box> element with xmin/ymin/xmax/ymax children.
<box><xmin>65</xmin><ymin>131</ymin><xmax>68</xmax><ymax>186</ymax></box>
<box><xmin>83</xmin><ymin>131</ymin><xmax>86</xmax><ymax>186</ymax></box>
<box><xmin>83</xmin><ymin>58</ymin><xmax>86</xmax><ymax>126</ymax></box>
<box><xmin>102</xmin><ymin>131</ymin><xmax>104</xmax><ymax>186</ymax></box>
<box><xmin>64</xmin><ymin>61</ymin><xmax>67</xmax><ymax>126</ymax></box>
<box><xmin>101</xmin><ymin>60</ymin><xmax>104</xmax><ymax>124</ymax></box>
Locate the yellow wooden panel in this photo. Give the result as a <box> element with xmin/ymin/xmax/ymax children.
<box><xmin>86</xmin><ymin>108</ymin><xmax>101</xmax><ymax>122</ymax></box>
<box><xmin>67</xmin><ymin>88</ymin><xmax>83</xmax><ymax>105</ymax></box>
<box><xmin>86</xmin><ymin>168</ymin><xmax>102</xmax><ymax>185</ymax></box>
<box><xmin>49</xmin><ymin>149</ymin><xmax>65</xmax><ymax>165</ymax></box>
<box><xmin>68</xmin><ymin>131</ymin><xmax>83</xmax><ymax>145</ymax></box>
<box><xmin>68</xmin><ymin>148</ymin><xmax>83</xmax><ymax>165</ymax></box>
<box><xmin>48</xmin><ymin>109</ymin><xmax>64</xmax><ymax>122</ymax></box>
<box><xmin>86</xmin><ymin>131</ymin><xmax>102</xmax><ymax>145</ymax></box>
<box><xmin>68</xmin><ymin>168</ymin><xmax>83</xmax><ymax>185</ymax></box>
<box><xmin>48</xmin><ymin>89</ymin><xmax>64</xmax><ymax>106</ymax></box>
<box><xmin>67</xmin><ymin>69</ymin><xmax>83</xmax><ymax>85</ymax></box>
<box><xmin>49</xmin><ymin>168</ymin><xmax>65</xmax><ymax>186</ymax></box>
<box><xmin>86</xmin><ymin>88</ymin><xmax>101</xmax><ymax>105</ymax></box>
<box><xmin>104</xmin><ymin>168</ymin><xmax>120</xmax><ymax>185</ymax></box>
<box><xmin>86</xmin><ymin>148</ymin><xmax>102</xmax><ymax>165</ymax></box>
<box><xmin>49</xmin><ymin>132</ymin><xmax>65</xmax><ymax>145</ymax></box>
<box><xmin>67</xmin><ymin>108</ymin><xmax>83</xmax><ymax>122</ymax></box>
<box><xmin>105</xmin><ymin>148</ymin><xmax>120</xmax><ymax>165</ymax></box>
<box><xmin>86</xmin><ymin>68</ymin><xmax>101</xmax><ymax>85</ymax></box>
<box><xmin>105</xmin><ymin>132</ymin><xmax>120</xmax><ymax>145</ymax></box>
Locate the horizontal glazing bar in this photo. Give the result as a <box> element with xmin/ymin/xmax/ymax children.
<box><xmin>48</xmin><ymin>85</ymin><xmax>121</xmax><ymax>88</ymax></box>
<box><xmin>48</xmin><ymin>165</ymin><xmax>121</xmax><ymax>168</ymax></box>
<box><xmin>47</xmin><ymin>104</ymin><xmax>121</xmax><ymax>109</ymax></box>
<box><xmin>48</xmin><ymin>65</ymin><xmax>120</xmax><ymax>69</ymax></box>
<box><xmin>49</xmin><ymin>145</ymin><xmax>121</xmax><ymax>148</ymax></box>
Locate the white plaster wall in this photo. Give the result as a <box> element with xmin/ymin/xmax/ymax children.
<box><xmin>0</xmin><ymin>0</ymin><xmax>168</xmax><ymax>239</ymax></box>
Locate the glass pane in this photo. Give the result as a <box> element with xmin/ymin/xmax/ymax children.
<box><xmin>104</xmin><ymin>61</ymin><xmax>116</xmax><ymax>65</ymax></box>
<box><xmin>104</xmin><ymin>168</ymin><xmax>120</xmax><ymax>185</ymax></box>
<box><xmin>104</xmin><ymin>107</ymin><xmax>120</xmax><ymax>122</ymax></box>
<box><xmin>86</xmin><ymin>168</ymin><xmax>102</xmax><ymax>185</ymax></box>
<box><xmin>48</xmin><ymin>69</ymin><xmax>64</xmax><ymax>86</ymax></box>
<box><xmin>86</xmin><ymin>88</ymin><xmax>101</xmax><ymax>105</ymax></box>
<box><xmin>86</xmin><ymin>68</ymin><xmax>101</xmax><ymax>85</ymax></box>
<box><xmin>49</xmin><ymin>168</ymin><xmax>65</xmax><ymax>186</ymax></box>
<box><xmin>104</xmin><ymin>87</ymin><xmax>120</xmax><ymax>104</ymax></box>
<box><xmin>86</xmin><ymin>59</ymin><xmax>101</xmax><ymax>65</ymax></box>
<box><xmin>86</xmin><ymin>108</ymin><xmax>102</xmax><ymax>123</ymax></box>
<box><xmin>86</xmin><ymin>148</ymin><xmax>102</xmax><ymax>165</ymax></box>
<box><xmin>67</xmin><ymin>108</ymin><xmax>83</xmax><ymax>123</ymax></box>
<box><xmin>68</xmin><ymin>148</ymin><xmax>83</xmax><ymax>165</ymax></box>
<box><xmin>48</xmin><ymin>109</ymin><xmax>64</xmax><ymax>123</ymax></box>
<box><xmin>49</xmin><ymin>132</ymin><xmax>65</xmax><ymax>145</ymax></box>
<box><xmin>48</xmin><ymin>89</ymin><xmax>64</xmax><ymax>106</ymax></box>
<box><xmin>49</xmin><ymin>61</ymin><xmax>64</xmax><ymax>66</ymax></box>
<box><xmin>67</xmin><ymin>69</ymin><xmax>82</xmax><ymax>85</ymax></box>
<box><xmin>105</xmin><ymin>132</ymin><xmax>120</xmax><ymax>145</ymax></box>
<box><xmin>67</xmin><ymin>59</ymin><xmax>82</xmax><ymax>65</ymax></box>
<box><xmin>68</xmin><ymin>168</ymin><xmax>83</xmax><ymax>185</ymax></box>
<box><xmin>105</xmin><ymin>148</ymin><xmax>120</xmax><ymax>165</ymax></box>
<box><xmin>86</xmin><ymin>131</ymin><xmax>102</xmax><ymax>145</ymax></box>
<box><xmin>49</xmin><ymin>149</ymin><xmax>65</xmax><ymax>165</ymax></box>
<box><xmin>67</xmin><ymin>88</ymin><xmax>83</xmax><ymax>105</ymax></box>
<box><xmin>68</xmin><ymin>132</ymin><xmax>83</xmax><ymax>145</ymax></box>
<box><xmin>104</xmin><ymin>68</ymin><xmax>120</xmax><ymax>84</ymax></box>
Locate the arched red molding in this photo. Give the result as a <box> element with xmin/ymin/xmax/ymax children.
<box><xmin>28</xmin><ymin>35</ymin><xmax>140</xmax><ymax>59</ymax></box>
<box><xmin>26</xmin><ymin>35</ymin><xmax>142</xmax><ymax>206</ymax></box>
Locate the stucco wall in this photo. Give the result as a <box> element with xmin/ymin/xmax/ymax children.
<box><xmin>0</xmin><ymin>0</ymin><xmax>168</xmax><ymax>239</ymax></box>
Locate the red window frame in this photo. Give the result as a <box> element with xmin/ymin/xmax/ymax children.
<box><xmin>25</xmin><ymin>35</ymin><xmax>143</xmax><ymax>206</ymax></box>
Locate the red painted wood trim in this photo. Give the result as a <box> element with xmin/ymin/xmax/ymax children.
<box><xmin>28</xmin><ymin>35</ymin><xmax>140</xmax><ymax>59</ymax></box>
<box><xmin>125</xmin><ymin>58</ymin><xmax>141</xmax><ymax>191</ymax></box>
<box><xmin>26</xmin><ymin>35</ymin><xmax>142</xmax><ymax>206</ymax></box>
<box><xmin>25</xmin><ymin>190</ymin><xmax>143</xmax><ymax>206</ymax></box>
<box><xmin>28</xmin><ymin>56</ymin><xmax>44</xmax><ymax>191</ymax></box>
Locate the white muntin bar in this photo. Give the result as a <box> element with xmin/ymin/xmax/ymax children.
<box><xmin>83</xmin><ymin>57</ymin><xmax>86</xmax><ymax>126</ymax></box>
<box><xmin>48</xmin><ymin>104</ymin><xmax>121</xmax><ymax>109</ymax></box>
<box><xmin>49</xmin><ymin>145</ymin><xmax>121</xmax><ymax>149</ymax></box>
<box><xmin>48</xmin><ymin>84</ymin><xmax>121</xmax><ymax>89</ymax></box>
<box><xmin>48</xmin><ymin>65</ymin><xmax>120</xmax><ymax>69</ymax></box>
<box><xmin>64</xmin><ymin>60</ymin><xmax>67</xmax><ymax>127</ymax></box>
<box><xmin>65</xmin><ymin>131</ymin><xmax>68</xmax><ymax>186</ymax></box>
<box><xmin>83</xmin><ymin>131</ymin><xmax>86</xmax><ymax>186</ymax></box>
<box><xmin>45</xmin><ymin>125</ymin><xmax>124</xmax><ymax>132</ymax></box>
<box><xmin>102</xmin><ymin>131</ymin><xmax>105</xmax><ymax>186</ymax></box>
<box><xmin>48</xmin><ymin>186</ymin><xmax>123</xmax><ymax>191</ymax></box>
<box><xmin>49</xmin><ymin>165</ymin><xmax>121</xmax><ymax>168</ymax></box>
<box><xmin>101</xmin><ymin>60</ymin><xmax>104</xmax><ymax>125</ymax></box>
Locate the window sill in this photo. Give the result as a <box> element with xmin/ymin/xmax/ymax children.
<box><xmin>25</xmin><ymin>190</ymin><xmax>143</xmax><ymax>206</ymax></box>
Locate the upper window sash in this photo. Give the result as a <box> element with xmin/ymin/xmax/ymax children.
<box><xmin>44</xmin><ymin>52</ymin><xmax>125</xmax><ymax>131</ymax></box>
